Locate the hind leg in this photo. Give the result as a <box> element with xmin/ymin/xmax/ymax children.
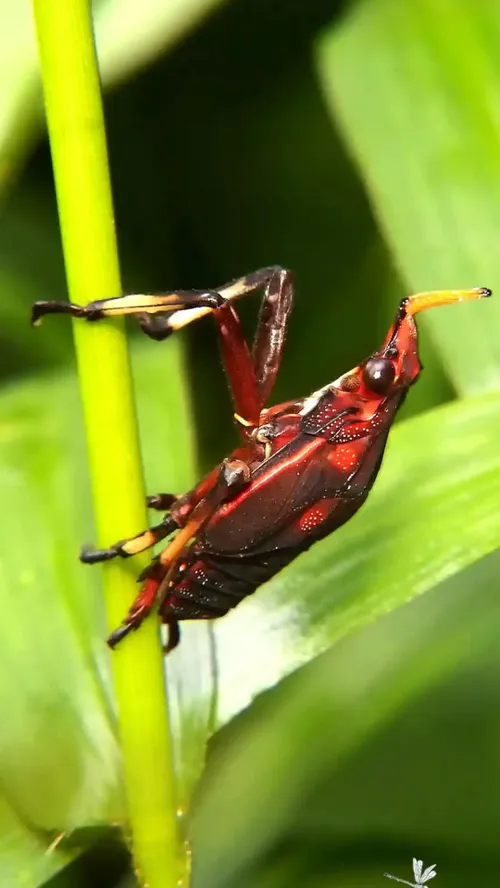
<box><xmin>106</xmin><ymin>569</ymin><xmax>183</xmax><ymax>651</ymax></box>
<box><xmin>107</xmin><ymin>458</ymin><xmax>250</xmax><ymax>648</ymax></box>
<box><xmin>163</xmin><ymin>620</ymin><xmax>180</xmax><ymax>654</ymax></box>
<box><xmin>107</xmin><ymin>574</ymin><xmax>163</xmax><ymax>648</ymax></box>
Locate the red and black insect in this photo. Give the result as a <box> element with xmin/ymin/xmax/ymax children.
<box><xmin>31</xmin><ymin>269</ymin><xmax>490</xmax><ymax>652</ymax></box>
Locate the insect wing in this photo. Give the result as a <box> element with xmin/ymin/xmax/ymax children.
<box><xmin>200</xmin><ymin>434</ymin><xmax>342</xmax><ymax>553</ymax></box>
<box><xmin>202</xmin><ymin>415</ymin><xmax>392</xmax><ymax>556</ymax></box>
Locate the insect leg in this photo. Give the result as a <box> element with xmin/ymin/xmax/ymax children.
<box><xmin>31</xmin><ymin>289</ymin><xmax>228</xmax><ymax>330</ymax></box>
<box><xmin>107</xmin><ymin>458</ymin><xmax>250</xmax><ymax>648</ymax></box>
<box><xmin>164</xmin><ymin>619</ymin><xmax>180</xmax><ymax>654</ymax></box>
<box><xmin>214</xmin><ymin>301</ymin><xmax>262</xmax><ymax>427</ymax></box>
<box><xmin>84</xmin><ymin>465</ymin><xmax>222</xmax><ymax>567</ymax></box>
<box><xmin>146</xmin><ymin>493</ymin><xmax>179</xmax><ymax>511</ymax></box>
<box><xmin>80</xmin><ymin>515</ymin><xmax>178</xmax><ymax>564</ymax></box>
<box><xmin>31</xmin><ymin>267</ymin><xmax>294</xmax><ymax>424</ymax></box>
<box><xmin>106</xmin><ymin>572</ymin><xmax>164</xmax><ymax>648</ymax></box>
<box><xmin>210</xmin><ymin>267</ymin><xmax>294</xmax><ymax>424</ymax></box>
<box><xmin>156</xmin><ymin>267</ymin><xmax>294</xmax><ymax>428</ymax></box>
<box><xmin>163</xmin><ymin>266</ymin><xmax>290</xmax><ymax>334</ymax></box>
<box><xmin>251</xmin><ymin>267</ymin><xmax>294</xmax><ymax>404</ymax></box>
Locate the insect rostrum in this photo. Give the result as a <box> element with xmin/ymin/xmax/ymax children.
<box><xmin>31</xmin><ymin>269</ymin><xmax>491</xmax><ymax>652</ymax></box>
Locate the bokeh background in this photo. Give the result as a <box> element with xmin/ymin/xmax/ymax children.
<box><xmin>1</xmin><ymin>1</ymin><xmax>500</xmax><ymax>886</ymax></box>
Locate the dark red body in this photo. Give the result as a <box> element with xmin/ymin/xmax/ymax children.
<box><xmin>161</xmin><ymin>385</ymin><xmax>405</xmax><ymax>623</ymax></box>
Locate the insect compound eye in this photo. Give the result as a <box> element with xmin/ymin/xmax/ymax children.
<box><xmin>362</xmin><ymin>357</ymin><xmax>396</xmax><ymax>395</ymax></box>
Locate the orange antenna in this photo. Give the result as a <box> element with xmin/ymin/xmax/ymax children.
<box><xmin>405</xmin><ymin>287</ymin><xmax>491</xmax><ymax>317</ymax></box>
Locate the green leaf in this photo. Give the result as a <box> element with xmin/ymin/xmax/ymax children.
<box><xmin>94</xmin><ymin>0</ymin><xmax>228</xmax><ymax>86</ymax></box>
<box><xmin>0</xmin><ymin>0</ymin><xmax>41</xmax><ymax>194</ymax></box>
<box><xmin>0</xmin><ymin>796</ymin><xmax>75</xmax><ymax>887</ymax></box>
<box><xmin>316</xmin><ymin>0</ymin><xmax>500</xmax><ymax>394</ymax></box>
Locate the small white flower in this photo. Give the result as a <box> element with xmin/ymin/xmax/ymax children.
<box><xmin>420</xmin><ymin>864</ymin><xmax>437</xmax><ymax>884</ymax></box>
<box><xmin>413</xmin><ymin>859</ymin><xmax>423</xmax><ymax>883</ymax></box>
<box><xmin>384</xmin><ymin>857</ymin><xmax>437</xmax><ymax>887</ymax></box>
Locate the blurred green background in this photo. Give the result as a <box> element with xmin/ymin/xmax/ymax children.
<box><xmin>1</xmin><ymin>0</ymin><xmax>500</xmax><ymax>886</ymax></box>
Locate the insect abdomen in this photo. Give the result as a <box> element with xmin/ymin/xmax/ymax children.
<box><xmin>160</xmin><ymin>547</ymin><xmax>297</xmax><ymax>622</ymax></box>
<box><xmin>161</xmin><ymin>492</ymin><xmax>367</xmax><ymax>624</ymax></box>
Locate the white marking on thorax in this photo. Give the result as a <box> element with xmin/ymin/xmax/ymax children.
<box><xmin>298</xmin><ymin>372</ymin><xmax>347</xmax><ymax>416</ymax></box>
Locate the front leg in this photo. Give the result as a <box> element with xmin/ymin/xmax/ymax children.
<box><xmin>31</xmin><ymin>289</ymin><xmax>227</xmax><ymax>328</ymax></box>
<box><xmin>31</xmin><ymin>266</ymin><xmax>295</xmax><ymax>430</ymax></box>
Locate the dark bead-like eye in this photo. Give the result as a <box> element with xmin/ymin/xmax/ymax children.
<box><xmin>362</xmin><ymin>357</ymin><xmax>395</xmax><ymax>394</ymax></box>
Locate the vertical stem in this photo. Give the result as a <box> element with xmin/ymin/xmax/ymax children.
<box><xmin>31</xmin><ymin>3</ymin><xmax>181</xmax><ymax>886</ymax></box>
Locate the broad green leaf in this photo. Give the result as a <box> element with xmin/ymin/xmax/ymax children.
<box><xmin>0</xmin><ymin>1</ymin><xmax>41</xmax><ymax>194</ymax></box>
<box><xmin>200</xmin><ymin>833</ymin><xmax>497</xmax><ymax>888</ymax></box>
<box><xmin>94</xmin><ymin>0</ymin><xmax>228</xmax><ymax>86</ymax></box>
<box><xmin>316</xmin><ymin>0</ymin><xmax>500</xmax><ymax>394</ymax></box>
<box><xmin>0</xmin><ymin>795</ymin><xmax>74</xmax><ymax>887</ymax></box>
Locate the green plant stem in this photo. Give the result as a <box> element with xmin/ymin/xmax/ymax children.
<box><xmin>31</xmin><ymin>3</ymin><xmax>181</xmax><ymax>886</ymax></box>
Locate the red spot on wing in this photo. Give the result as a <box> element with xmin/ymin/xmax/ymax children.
<box><xmin>328</xmin><ymin>443</ymin><xmax>359</xmax><ymax>473</ymax></box>
<box><xmin>298</xmin><ymin>498</ymin><xmax>337</xmax><ymax>532</ymax></box>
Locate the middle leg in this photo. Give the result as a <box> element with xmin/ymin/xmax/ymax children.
<box><xmin>146</xmin><ymin>493</ymin><xmax>179</xmax><ymax>511</ymax></box>
<box><xmin>80</xmin><ymin>514</ymin><xmax>178</xmax><ymax>564</ymax></box>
